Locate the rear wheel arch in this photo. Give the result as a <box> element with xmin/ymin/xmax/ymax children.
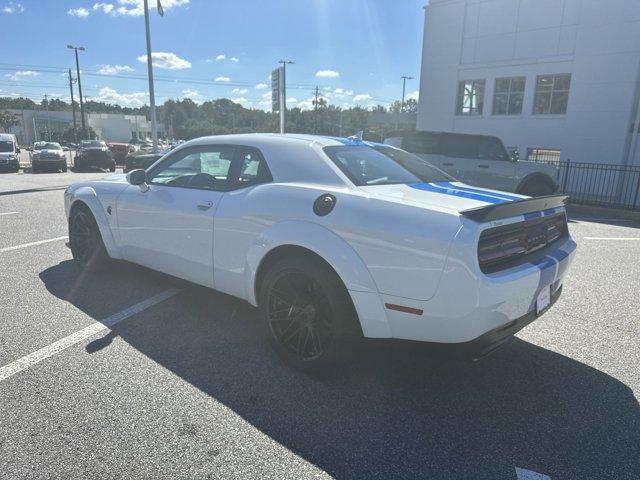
<box><xmin>516</xmin><ymin>173</ymin><xmax>557</xmax><ymax>196</ymax></box>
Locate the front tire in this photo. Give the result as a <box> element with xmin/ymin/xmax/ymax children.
<box><xmin>69</xmin><ymin>205</ymin><xmax>110</xmax><ymax>271</ymax></box>
<box><xmin>259</xmin><ymin>256</ymin><xmax>358</xmax><ymax>373</ymax></box>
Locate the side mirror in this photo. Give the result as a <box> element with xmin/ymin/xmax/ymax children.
<box><xmin>16</xmin><ymin>147</ymin><xmax>21</xmax><ymax>154</ymax></box>
<box><xmin>126</xmin><ymin>169</ymin><xmax>148</xmax><ymax>191</ymax></box>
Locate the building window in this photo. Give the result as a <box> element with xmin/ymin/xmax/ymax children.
<box><xmin>533</xmin><ymin>74</ymin><xmax>571</xmax><ymax>115</ymax></box>
<box><xmin>456</xmin><ymin>79</ymin><xmax>485</xmax><ymax>116</ymax></box>
<box><xmin>492</xmin><ymin>77</ymin><xmax>525</xmax><ymax>115</ymax></box>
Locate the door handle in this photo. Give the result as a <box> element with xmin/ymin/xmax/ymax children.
<box><xmin>442</xmin><ymin>162</ymin><xmax>454</xmax><ymax>167</ymax></box>
<box><xmin>478</xmin><ymin>164</ymin><xmax>490</xmax><ymax>169</ymax></box>
<box><xmin>196</xmin><ymin>200</ymin><xmax>214</xmax><ymax>210</ymax></box>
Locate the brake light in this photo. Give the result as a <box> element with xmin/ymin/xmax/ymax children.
<box><xmin>478</xmin><ymin>214</ymin><xmax>567</xmax><ymax>273</ymax></box>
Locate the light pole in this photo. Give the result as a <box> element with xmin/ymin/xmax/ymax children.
<box><xmin>400</xmin><ymin>75</ymin><xmax>414</xmax><ymax>113</ymax></box>
<box><xmin>278</xmin><ymin>59</ymin><xmax>294</xmax><ymax>134</ymax></box>
<box><xmin>143</xmin><ymin>0</ymin><xmax>160</xmax><ymax>152</ymax></box>
<box><xmin>67</xmin><ymin>45</ymin><xmax>86</xmax><ymax>139</ymax></box>
<box><xmin>68</xmin><ymin>69</ymin><xmax>78</xmax><ymax>143</ymax></box>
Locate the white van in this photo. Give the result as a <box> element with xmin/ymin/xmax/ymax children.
<box><xmin>0</xmin><ymin>133</ymin><xmax>20</xmax><ymax>173</ymax></box>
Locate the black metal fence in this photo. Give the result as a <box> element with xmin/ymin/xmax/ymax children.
<box><xmin>532</xmin><ymin>159</ymin><xmax>640</xmax><ymax>211</ymax></box>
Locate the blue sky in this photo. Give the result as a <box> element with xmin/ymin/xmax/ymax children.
<box><xmin>0</xmin><ymin>0</ymin><xmax>425</xmax><ymax>110</ymax></box>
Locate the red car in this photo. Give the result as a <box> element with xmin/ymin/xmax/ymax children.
<box><xmin>107</xmin><ymin>142</ymin><xmax>131</xmax><ymax>165</ymax></box>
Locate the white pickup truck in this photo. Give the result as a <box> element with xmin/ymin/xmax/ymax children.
<box><xmin>384</xmin><ymin>131</ymin><xmax>559</xmax><ymax>196</ymax></box>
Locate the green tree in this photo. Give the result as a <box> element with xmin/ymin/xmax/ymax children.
<box><xmin>0</xmin><ymin>111</ymin><xmax>19</xmax><ymax>132</ymax></box>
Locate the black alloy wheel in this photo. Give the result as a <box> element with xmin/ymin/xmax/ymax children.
<box><xmin>69</xmin><ymin>206</ymin><xmax>109</xmax><ymax>271</ymax></box>
<box><xmin>267</xmin><ymin>271</ymin><xmax>333</xmax><ymax>362</ymax></box>
<box><xmin>260</xmin><ymin>256</ymin><xmax>358</xmax><ymax>372</ymax></box>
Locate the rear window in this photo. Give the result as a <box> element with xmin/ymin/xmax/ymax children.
<box><xmin>0</xmin><ymin>140</ymin><xmax>14</xmax><ymax>153</ymax></box>
<box><xmin>323</xmin><ymin>145</ymin><xmax>452</xmax><ymax>186</ymax></box>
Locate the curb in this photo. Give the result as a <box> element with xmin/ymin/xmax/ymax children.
<box><xmin>566</xmin><ymin>203</ymin><xmax>640</xmax><ymax>222</ymax></box>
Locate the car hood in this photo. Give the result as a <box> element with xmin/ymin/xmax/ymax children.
<box><xmin>359</xmin><ymin>181</ymin><xmax>527</xmax><ymax>214</ymax></box>
<box><xmin>0</xmin><ymin>152</ymin><xmax>16</xmax><ymax>159</ymax></box>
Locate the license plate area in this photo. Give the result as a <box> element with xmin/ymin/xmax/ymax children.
<box><xmin>536</xmin><ymin>286</ymin><xmax>551</xmax><ymax>315</ymax></box>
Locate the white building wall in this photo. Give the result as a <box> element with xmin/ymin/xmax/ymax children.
<box><xmin>417</xmin><ymin>0</ymin><xmax>640</xmax><ymax>166</ymax></box>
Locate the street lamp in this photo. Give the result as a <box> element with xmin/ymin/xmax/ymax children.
<box><xmin>67</xmin><ymin>44</ymin><xmax>86</xmax><ymax>139</ymax></box>
<box><xmin>400</xmin><ymin>75</ymin><xmax>414</xmax><ymax>113</ymax></box>
<box><xmin>278</xmin><ymin>59</ymin><xmax>294</xmax><ymax>134</ymax></box>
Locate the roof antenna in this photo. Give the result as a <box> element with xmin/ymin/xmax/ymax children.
<box><xmin>348</xmin><ymin>131</ymin><xmax>363</xmax><ymax>141</ymax></box>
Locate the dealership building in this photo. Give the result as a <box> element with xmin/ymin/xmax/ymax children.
<box><xmin>4</xmin><ymin>109</ymin><xmax>164</xmax><ymax>145</ymax></box>
<box><xmin>417</xmin><ymin>0</ymin><xmax>640</xmax><ymax>166</ymax></box>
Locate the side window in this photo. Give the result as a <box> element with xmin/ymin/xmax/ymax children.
<box><xmin>477</xmin><ymin>137</ymin><xmax>509</xmax><ymax>161</ymax></box>
<box><xmin>147</xmin><ymin>146</ymin><xmax>236</xmax><ymax>191</ymax></box>
<box><xmin>233</xmin><ymin>149</ymin><xmax>272</xmax><ymax>188</ymax></box>
<box><xmin>441</xmin><ymin>134</ymin><xmax>479</xmax><ymax>159</ymax></box>
<box><xmin>403</xmin><ymin>132</ymin><xmax>440</xmax><ymax>155</ymax></box>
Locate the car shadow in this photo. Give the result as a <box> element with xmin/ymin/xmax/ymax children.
<box><xmin>39</xmin><ymin>261</ymin><xmax>640</xmax><ymax>480</ymax></box>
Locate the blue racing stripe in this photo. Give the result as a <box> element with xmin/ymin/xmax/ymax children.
<box><xmin>443</xmin><ymin>182</ymin><xmax>524</xmax><ymax>202</ymax></box>
<box><xmin>408</xmin><ymin>182</ymin><xmax>511</xmax><ymax>204</ymax></box>
<box><xmin>542</xmin><ymin>208</ymin><xmax>557</xmax><ymax>216</ymax></box>
<box><xmin>524</xmin><ymin>211</ymin><xmax>543</xmax><ymax>220</ymax></box>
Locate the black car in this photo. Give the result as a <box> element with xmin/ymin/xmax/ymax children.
<box><xmin>74</xmin><ymin>140</ymin><xmax>116</xmax><ymax>172</ymax></box>
<box><xmin>123</xmin><ymin>148</ymin><xmax>170</xmax><ymax>173</ymax></box>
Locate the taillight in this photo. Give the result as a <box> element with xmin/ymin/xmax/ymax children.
<box><xmin>478</xmin><ymin>214</ymin><xmax>568</xmax><ymax>273</ymax></box>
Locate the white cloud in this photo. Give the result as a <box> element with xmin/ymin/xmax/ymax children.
<box><xmin>296</xmin><ymin>100</ymin><xmax>314</xmax><ymax>110</ymax></box>
<box><xmin>262</xmin><ymin>92</ymin><xmax>271</xmax><ymax>99</ymax></box>
<box><xmin>353</xmin><ymin>93</ymin><xmax>372</xmax><ymax>102</ymax></box>
<box><xmin>286</xmin><ymin>97</ymin><xmax>298</xmax><ymax>104</ymax></box>
<box><xmin>230</xmin><ymin>57</ymin><xmax>239</xmax><ymax>63</ymax></box>
<box><xmin>97</xmin><ymin>64</ymin><xmax>134</xmax><ymax>75</ymax></box>
<box><xmin>4</xmin><ymin>70</ymin><xmax>39</xmax><ymax>81</ymax></box>
<box><xmin>230</xmin><ymin>97</ymin><xmax>247</xmax><ymax>104</ymax></box>
<box><xmin>93</xmin><ymin>0</ymin><xmax>189</xmax><ymax>17</ymax></box>
<box><xmin>137</xmin><ymin>51</ymin><xmax>191</xmax><ymax>70</ymax></box>
<box><xmin>68</xmin><ymin>7</ymin><xmax>90</xmax><ymax>17</ymax></box>
<box><xmin>215</xmin><ymin>54</ymin><xmax>226</xmax><ymax>61</ymax></box>
<box><xmin>215</xmin><ymin>76</ymin><xmax>230</xmax><ymax>82</ymax></box>
<box><xmin>93</xmin><ymin>87</ymin><xmax>148</xmax><ymax>106</ymax></box>
<box><xmin>315</xmin><ymin>69</ymin><xmax>339</xmax><ymax>78</ymax></box>
<box><xmin>2</xmin><ymin>2</ymin><xmax>24</xmax><ymax>13</ymax></box>
<box><xmin>255</xmin><ymin>83</ymin><xmax>268</xmax><ymax>90</ymax></box>
<box><xmin>232</xmin><ymin>88</ymin><xmax>248</xmax><ymax>94</ymax></box>
<box><xmin>181</xmin><ymin>89</ymin><xmax>202</xmax><ymax>103</ymax></box>
<box><xmin>93</xmin><ymin>2</ymin><xmax>114</xmax><ymax>13</ymax></box>
<box><xmin>407</xmin><ymin>90</ymin><xmax>419</xmax><ymax>101</ymax></box>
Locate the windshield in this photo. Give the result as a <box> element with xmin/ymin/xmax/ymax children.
<box><xmin>33</xmin><ymin>143</ymin><xmax>45</xmax><ymax>150</ymax></box>
<box><xmin>42</xmin><ymin>143</ymin><xmax>61</xmax><ymax>150</ymax></box>
<box><xmin>0</xmin><ymin>140</ymin><xmax>14</xmax><ymax>153</ymax></box>
<box><xmin>323</xmin><ymin>145</ymin><xmax>453</xmax><ymax>186</ymax></box>
<box><xmin>81</xmin><ymin>140</ymin><xmax>106</xmax><ymax>148</ymax></box>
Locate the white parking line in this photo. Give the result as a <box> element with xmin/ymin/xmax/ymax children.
<box><xmin>583</xmin><ymin>237</ymin><xmax>640</xmax><ymax>241</ymax></box>
<box><xmin>0</xmin><ymin>212</ymin><xmax>19</xmax><ymax>216</ymax></box>
<box><xmin>0</xmin><ymin>288</ymin><xmax>181</xmax><ymax>383</ymax></box>
<box><xmin>515</xmin><ymin>467</ymin><xmax>551</xmax><ymax>480</ymax></box>
<box><xmin>0</xmin><ymin>236</ymin><xmax>68</xmax><ymax>253</ymax></box>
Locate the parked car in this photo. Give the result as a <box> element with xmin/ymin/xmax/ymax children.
<box><xmin>107</xmin><ymin>142</ymin><xmax>133</xmax><ymax>165</ymax></box>
<box><xmin>64</xmin><ymin>134</ymin><xmax>576</xmax><ymax>372</ymax></box>
<box><xmin>384</xmin><ymin>131</ymin><xmax>559</xmax><ymax>197</ymax></box>
<box><xmin>74</xmin><ymin>140</ymin><xmax>116</xmax><ymax>172</ymax></box>
<box><xmin>31</xmin><ymin>141</ymin><xmax>67</xmax><ymax>173</ymax></box>
<box><xmin>0</xmin><ymin>133</ymin><xmax>20</xmax><ymax>173</ymax></box>
<box><xmin>122</xmin><ymin>149</ymin><xmax>170</xmax><ymax>173</ymax></box>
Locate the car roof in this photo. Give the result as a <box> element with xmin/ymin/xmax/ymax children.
<box><xmin>176</xmin><ymin>133</ymin><xmax>391</xmax><ymax>187</ymax></box>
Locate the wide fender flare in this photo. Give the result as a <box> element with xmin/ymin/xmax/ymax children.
<box><xmin>244</xmin><ymin>220</ymin><xmax>391</xmax><ymax>338</ymax></box>
<box><xmin>69</xmin><ymin>187</ymin><xmax>122</xmax><ymax>259</ymax></box>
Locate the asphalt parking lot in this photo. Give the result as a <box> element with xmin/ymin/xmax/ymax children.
<box><xmin>0</xmin><ymin>171</ymin><xmax>638</xmax><ymax>480</ymax></box>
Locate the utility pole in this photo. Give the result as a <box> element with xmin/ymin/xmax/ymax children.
<box><xmin>400</xmin><ymin>75</ymin><xmax>414</xmax><ymax>113</ymax></box>
<box><xmin>143</xmin><ymin>0</ymin><xmax>162</xmax><ymax>153</ymax></box>
<box><xmin>68</xmin><ymin>45</ymin><xmax>86</xmax><ymax>139</ymax></box>
<box><xmin>44</xmin><ymin>94</ymin><xmax>50</xmax><ymax>141</ymax></box>
<box><xmin>278</xmin><ymin>59</ymin><xmax>294</xmax><ymax>134</ymax></box>
<box><xmin>314</xmin><ymin>85</ymin><xmax>319</xmax><ymax>134</ymax></box>
<box><xmin>68</xmin><ymin>69</ymin><xmax>77</xmax><ymax>143</ymax></box>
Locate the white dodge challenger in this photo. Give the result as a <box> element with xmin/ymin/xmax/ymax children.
<box><xmin>64</xmin><ymin>134</ymin><xmax>576</xmax><ymax>371</ymax></box>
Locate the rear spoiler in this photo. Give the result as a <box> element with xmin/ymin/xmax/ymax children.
<box><xmin>461</xmin><ymin>195</ymin><xmax>568</xmax><ymax>222</ymax></box>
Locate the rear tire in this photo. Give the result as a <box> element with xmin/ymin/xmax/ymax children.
<box><xmin>520</xmin><ymin>181</ymin><xmax>555</xmax><ymax>197</ymax></box>
<box><xmin>108</xmin><ymin>164</ymin><xmax>116</xmax><ymax>172</ymax></box>
<box><xmin>259</xmin><ymin>256</ymin><xmax>358</xmax><ymax>373</ymax></box>
<box><xmin>62</xmin><ymin>163</ymin><xmax>68</xmax><ymax>172</ymax></box>
<box><xmin>69</xmin><ymin>204</ymin><xmax>110</xmax><ymax>271</ymax></box>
